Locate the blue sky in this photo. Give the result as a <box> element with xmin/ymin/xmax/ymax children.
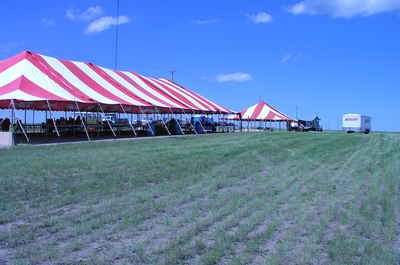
<box><xmin>1</xmin><ymin>0</ymin><xmax>399</xmax><ymax>131</ymax></box>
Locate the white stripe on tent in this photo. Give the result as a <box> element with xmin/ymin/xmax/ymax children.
<box><xmin>41</xmin><ymin>55</ymin><xmax>118</xmax><ymax>105</ymax></box>
<box><xmin>121</xmin><ymin>72</ymin><xmax>182</xmax><ymax>108</ymax></box>
<box><xmin>0</xmin><ymin>60</ymin><xmax>82</xmax><ymax>102</ymax></box>
<box><xmin>102</xmin><ymin>68</ymin><xmax>175</xmax><ymax>108</ymax></box>
<box><xmin>257</xmin><ymin>104</ymin><xmax>271</xmax><ymax>120</ymax></box>
<box><xmin>242</xmin><ymin>104</ymin><xmax>258</xmax><ymax>119</ymax></box>
<box><xmin>147</xmin><ymin>78</ymin><xmax>205</xmax><ymax>111</ymax></box>
<box><xmin>73</xmin><ymin>61</ymin><xmax>145</xmax><ymax>106</ymax></box>
<box><xmin>158</xmin><ymin>79</ymin><xmax>217</xmax><ymax>111</ymax></box>
<box><xmin>0</xmin><ymin>90</ymin><xmax>44</xmax><ymax>101</ymax></box>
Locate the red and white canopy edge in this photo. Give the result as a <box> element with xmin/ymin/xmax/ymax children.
<box><xmin>0</xmin><ymin>51</ymin><xmax>233</xmax><ymax>114</ymax></box>
<box><xmin>226</xmin><ymin>101</ymin><xmax>296</xmax><ymax>121</ymax></box>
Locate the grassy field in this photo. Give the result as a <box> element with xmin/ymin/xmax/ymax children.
<box><xmin>0</xmin><ymin>132</ymin><xmax>399</xmax><ymax>265</ymax></box>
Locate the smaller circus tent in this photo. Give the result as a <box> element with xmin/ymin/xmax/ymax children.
<box><xmin>227</xmin><ymin>101</ymin><xmax>295</xmax><ymax>121</ymax></box>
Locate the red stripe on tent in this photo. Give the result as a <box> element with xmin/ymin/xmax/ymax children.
<box><xmin>0</xmin><ymin>51</ymin><xmax>26</xmax><ymax>73</ymax></box>
<box><xmin>114</xmin><ymin>71</ymin><xmax>178</xmax><ymax>108</ymax></box>
<box><xmin>149</xmin><ymin>78</ymin><xmax>201</xmax><ymax>111</ymax></box>
<box><xmin>85</xmin><ymin>63</ymin><xmax>152</xmax><ymax>107</ymax></box>
<box><xmin>0</xmin><ymin>76</ymin><xmax>67</xmax><ymax>101</ymax></box>
<box><xmin>249</xmin><ymin>103</ymin><xmax>265</xmax><ymax>120</ymax></box>
<box><xmin>129</xmin><ymin>72</ymin><xmax>193</xmax><ymax>110</ymax></box>
<box><xmin>240</xmin><ymin>107</ymin><xmax>249</xmax><ymax>117</ymax></box>
<box><xmin>60</xmin><ymin>60</ymin><xmax>131</xmax><ymax>105</ymax></box>
<box><xmin>156</xmin><ymin>79</ymin><xmax>214</xmax><ymax>112</ymax></box>
<box><xmin>19</xmin><ymin>76</ymin><xmax>68</xmax><ymax>100</ymax></box>
<box><xmin>0</xmin><ymin>78</ymin><xmax>20</xmax><ymax>96</ymax></box>
<box><xmin>26</xmin><ymin>54</ymin><xmax>95</xmax><ymax>103</ymax></box>
<box><xmin>264</xmin><ymin>102</ymin><xmax>293</xmax><ymax>120</ymax></box>
<box><xmin>160</xmin><ymin>79</ymin><xmax>226</xmax><ymax>113</ymax></box>
<box><xmin>266</xmin><ymin>111</ymin><xmax>278</xmax><ymax>120</ymax></box>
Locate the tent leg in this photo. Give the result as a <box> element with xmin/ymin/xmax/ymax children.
<box><xmin>156</xmin><ymin>107</ymin><xmax>171</xmax><ymax>136</ymax></box>
<box><xmin>75</xmin><ymin>102</ymin><xmax>91</xmax><ymax>141</ymax></box>
<box><xmin>182</xmin><ymin>110</ymin><xmax>197</xmax><ymax>135</ymax></box>
<box><xmin>199</xmin><ymin>118</ymin><xmax>206</xmax><ymax>133</ymax></box>
<box><xmin>139</xmin><ymin>107</ymin><xmax>155</xmax><ymax>136</ymax></box>
<box><xmin>98</xmin><ymin>104</ymin><xmax>116</xmax><ymax>137</ymax></box>
<box><xmin>17</xmin><ymin>119</ymin><xmax>30</xmax><ymax>143</ymax></box>
<box><xmin>120</xmin><ymin>104</ymin><xmax>137</xmax><ymax>137</ymax></box>
<box><xmin>46</xmin><ymin>100</ymin><xmax>60</xmax><ymax>137</ymax></box>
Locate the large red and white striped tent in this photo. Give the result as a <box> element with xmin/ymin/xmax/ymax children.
<box><xmin>227</xmin><ymin>101</ymin><xmax>295</xmax><ymax>121</ymax></box>
<box><xmin>0</xmin><ymin>51</ymin><xmax>233</xmax><ymax>114</ymax></box>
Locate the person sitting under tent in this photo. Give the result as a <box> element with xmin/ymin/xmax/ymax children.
<box><xmin>1</xmin><ymin>118</ymin><xmax>11</xmax><ymax>131</ymax></box>
<box><xmin>75</xmin><ymin>116</ymin><xmax>81</xmax><ymax>125</ymax></box>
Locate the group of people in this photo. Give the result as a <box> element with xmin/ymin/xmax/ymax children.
<box><xmin>47</xmin><ymin>116</ymin><xmax>87</xmax><ymax>127</ymax></box>
<box><xmin>0</xmin><ymin>118</ymin><xmax>11</xmax><ymax>131</ymax></box>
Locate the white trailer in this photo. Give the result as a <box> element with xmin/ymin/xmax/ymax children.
<box><xmin>342</xmin><ymin>114</ymin><xmax>371</xmax><ymax>134</ymax></box>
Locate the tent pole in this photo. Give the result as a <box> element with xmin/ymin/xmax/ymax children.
<box><xmin>46</xmin><ymin>100</ymin><xmax>60</xmax><ymax>137</ymax></box>
<box><xmin>182</xmin><ymin>110</ymin><xmax>197</xmax><ymax>135</ymax></box>
<box><xmin>98</xmin><ymin>104</ymin><xmax>116</xmax><ymax>137</ymax></box>
<box><xmin>16</xmin><ymin>119</ymin><xmax>29</xmax><ymax>143</ymax></box>
<box><xmin>11</xmin><ymin>101</ymin><xmax>15</xmax><ymax>131</ymax></box>
<box><xmin>155</xmin><ymin>107</ymin><xmax>171</xmax><ymax>136</ymax></box>
<box><xmin>139</xmin><ymin>107</ymin><xmax>155</xmax><ymax>136</ymax></box>
<box><xmin>239</xmin><ymin>113</ymin><xmax>242</xmax><ymax>133</ymax></box>
<box><xmin>194</xmin><ymin>110</ymin><xmax>206</xmax><ymax>133</ymax></box>
<box><xmin>120</xmin><ymin>104</ymin><xmax>137</xmax><ymax>137</ymax></box>
<box><xmin>75</xmin><ymin>102</ymin><xmax>91</xmax><ymax>141</ymax></box>
<box><xmin>8</xmin><ymin>101</ymin><xmax>15</xmax><ymax>145</ymax></box>
<box><xmin>32</xmin><ymin>108</ymin><xmax>35</xmax><ymax>133</ymax></box>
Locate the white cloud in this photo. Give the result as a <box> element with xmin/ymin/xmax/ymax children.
<box><xmin>85</xmin><ymin>16</ymin><xmax>130</xmax><ymax>34</ymax></box>
<box><xmin>41</xmin><ymin>18</ymin><xmax>55</xmax><ymax>27</ymax></box>
<box><xmin>216</xmin><ymin>72</ymin><xmax>253</xmax><ymax>83</ymax></box>
<box><xmin>248</xmin><ymin>12</ymin><xmax>273</xmax><ymax>24</ymax></box>
<box><xmin>192</xmin><ymin>19</ymin><xmax>219</xmax><ymax>25</ymax></box>
<box><xmin>281</xmin><ymin>53</ymin><xmax>302</xmax><ymax>64</ymax></box>
<box><xmin>288</xmin><ymin>0</ymin><xmax>400</xmax><ymax>17</ymax></box>
<box><xmin>66</xmin><ymin>6</ymin><xmax>103</xmax><ymax>21</ymax></box>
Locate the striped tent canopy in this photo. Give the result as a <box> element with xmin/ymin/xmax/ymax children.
<box><xmin>0</xmin><ymin>51</ymin><xmax>233</xmax><ymax>114</ymax></box>
<box><xmin>227</xmin><ymin>101</ymin><xmax>295</xmax><ymax>121</ymax></box>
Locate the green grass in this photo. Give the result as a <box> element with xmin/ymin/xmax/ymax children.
<box><xmin>0</xmin><ymin>132</ymin><xmax>399</xmax><ymax>265</ymax></box>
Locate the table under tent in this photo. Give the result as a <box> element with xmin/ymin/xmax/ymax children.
<box><xmin>225</xmin><ymin>101</ymin><xmax>296</xmax><ymax>132</ymax></box>
<box><xmin>0</xmin><ymin>51</ymin><xmax>234</xmax><ymax>145</ymax></box>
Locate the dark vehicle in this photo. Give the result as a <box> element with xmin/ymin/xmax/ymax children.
<box><xmin>288</xmin><ymin>116</ymin><xmax>323</xmax><ymax>132</ymax></box>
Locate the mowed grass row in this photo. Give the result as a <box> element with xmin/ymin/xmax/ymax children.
<box><xmin>0</xmin><ymin>132</ymin><xmax>399</xmax><ymax>265</ymax></box>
